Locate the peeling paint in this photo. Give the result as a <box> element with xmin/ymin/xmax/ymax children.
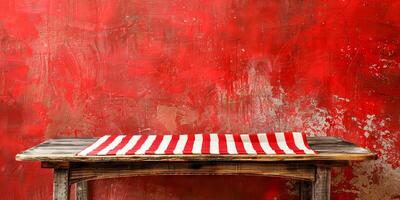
<box><xmin>351</xmin><ymin>159</ymin><xmax>400</xmax><ymax>200</ymax></box>
<box><xmin>363</xmin><ymin>114</ymin><xmax>376</xmax><ymax>138</ymax></box>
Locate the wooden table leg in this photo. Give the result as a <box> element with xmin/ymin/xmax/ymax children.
<box><xmin>311</xmin><ymin>167</ymin><xmax>331</xmax><ymax>200</ymax></box>
<box><xmin>53</xmin><ymin>169</ymin><xmax>70</xmax><ymax>200</ymax></box>
<box><xmin>76</xmin><ymin>181</ymin><xmax>88</xmax><ymax>200</ymax></box>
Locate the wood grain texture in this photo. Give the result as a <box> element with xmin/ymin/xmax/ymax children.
<box><xmin>312</xmin><ymin>167</ymin><xmax>331</xmax><ymax>200</ymax></box>
<box><xmin>66</xmin><ymin>161</ymin><xmax>316</xmax><ymax>183</ymax></box>
<box><xmin>75</xmin><ymin>181</ymin><xmax>88</xmax><ymax>200</ymax></box>
<box><xmin>15</xmin><ymin>137</ymin><xmax>377</xmax><ymax>162</ymax></box>
<box><xmin>53</xmin><ymin>169</ymin><xmax>69</xmax><ymax>200</ymax></box>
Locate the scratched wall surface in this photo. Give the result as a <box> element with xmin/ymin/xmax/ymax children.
<box><xmin>1</xmin><ymin>0</ymin><xmax>399</xmax><ymax>199</ymax></box>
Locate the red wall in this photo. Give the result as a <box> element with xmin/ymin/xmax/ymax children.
<box><xmin>1</xmin><ymin>0</ymin><xmax>400</xmax><ymax>199</ymax></box>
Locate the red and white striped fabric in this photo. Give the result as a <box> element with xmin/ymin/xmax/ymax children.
<box><xmin>77</xmin><ymin>132</ymin><xmax>315</xmax><ymax>156</ymax></box>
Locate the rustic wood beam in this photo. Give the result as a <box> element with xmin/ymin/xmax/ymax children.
<box><xmin>76</xmin><ymin>181</ymin><xmax>88</xmax><ymax>200</ymax></box>
<box><xmin>312</xmin><ymin>167</ymin><xmax>331</xmax><ymax>200</ymax></box>
<box><xmin>53</xmin><ymin>169</ymin><xmax>70</xmax><ymax>200</ymax></box>
<box><xmin>68</xmin><ymin>161</ymin><xmax>316</xmax><ymax>183</ymax></box>
<box><xmin>42</xmin><ymin>162</ymin><xmax>70</xmax><ymax>169</ymax></box>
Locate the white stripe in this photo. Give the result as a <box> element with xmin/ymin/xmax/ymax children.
<box><xmin>275</xmin><ymin>132</ymin><xmax>295</xmax><ymax>154</ymax></box>
<box><xmin>293</xmin><ymin>132</ymin><xmax>315</xmax><ymax>154</ymax></box>
<box><xmin>116</xmin><ymin>135</ymin><xmax>141</xmax><ymax>155</ymax></box>
<box><xmin>155</xmin><ymin>135</ymin><xmax>172</xmax><ymax>154</ymax></box>
<box><xmin>173</xmin><ymin>135</ymin><xmax>188</xmax><ymax>154</ymax></box>
<box><xmin>192</xmin><ymin>134</ymin><xmax>203</xmax><ymax>154</ymax></box>
<box><xmin>97</xmin><ymin>135</ymin><xmax>125</xmax><ymax>155</ymax></box>
<box><xmin>209</xmin><ymin>134</ymin><xmax>219</xmax><ymax>154</ymax></box>
<box><xmin>135</xmin><ymin>135</ymin><xmax>157</xmax><ymax>155</ymax></box>
<box><xmin>257</xmin><ymin>133</ymin><xmax>276</xmax><ymax>154</ymax></box>
<box><xmin>78</xmin><ymin>135</ymin><xmax>110</xmax><ymax>156</ymax></box>
<box><xmin>225</xmin><ymin>134</ymin><xmax>237</xmax><ymax>154</ymax></box>
<box><xmin>240</xmin><ymin>134</ymin><xmax>257</xmax><ymax>154</ymax></box>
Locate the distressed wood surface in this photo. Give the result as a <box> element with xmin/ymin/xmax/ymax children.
<box><xmin>16</xmin><ymin>137</ymin><xmax>376</xmax><ymax>162</ymax></box>
<box><xmin>75</xmin><ymin>181</ymin><xmax>88</xmax><ymax>200</ymax></box>
<box><xmin>312</xmin><ymin>167</ymin><xmax>331</xmax><ymax>200</ymax></box>
<box><xmin>53</xmin><ymin>169</ymin><xmax>69</xmax><ymax>200</ymax></box>
<box><xmin>65</xmin><ymin>161</ymin><xmax>316</xmax><ymax>183</ymax></box>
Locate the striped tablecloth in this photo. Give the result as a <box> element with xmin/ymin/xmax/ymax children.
<box><xmin>78</xmin><ymin>132</ymin><xmax>315</xmax><ymax>156</ymax></box>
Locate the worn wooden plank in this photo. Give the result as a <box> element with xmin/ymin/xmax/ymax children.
<box><xmin>53</xmin><ymin>169</ymin><xmax>69</xmax><ymax>200</ymax></box>
<box><xmin>42</xmin><ymin>162</ymin><xmax>70</xmax><ymax>169</ymax></box>
<box><xmin>76</xmin><ymin>181</ymin><xmax>88</xmax><ymax>200</ymax></box>
<box><xmin>15</xmin><ymin>137</ymin><xmax>377</xmax><ymax>162</ymax></box>
<box><xmin>17</xmin><ymin>153</ymin><xmax>376</xmax><ymax>162</ymax></box>
<box><xmin>67</xmin><ymin>161</ymin><xmax>316</xmax><ymax>183</ymax></box>
<box><xmin>312</xmin><ymin>167</ymin><xmax>331</xmax><ymax>200</ymax></box>
<box><xmin>16</xmin><ymin>152</ymin><xmax>377</xmax><ymax>162</ymax></box>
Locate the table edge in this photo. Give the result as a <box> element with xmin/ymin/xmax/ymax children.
<box><xmin>16</xmin><ymin>152</ymin><xmax>377</xmax><ymax>162</ymax></box>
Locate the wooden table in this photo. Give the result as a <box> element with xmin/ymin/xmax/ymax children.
<box><xmin>16</xmin><ymin>136</ymin><xmax>376</xmax><ymax>200</ymax></box>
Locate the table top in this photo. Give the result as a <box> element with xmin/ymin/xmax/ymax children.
<box><xmin>15</xmin><ymin>136</ymin><xmax>376</xmax><ymax>162</ymax></box>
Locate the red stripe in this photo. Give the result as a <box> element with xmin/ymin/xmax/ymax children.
<box><xmin>88</xmin><ymin>135</ymin><xmax>118</xmax><ymax>155</ymax></box>
<box><xmin>164</xmin><ymin>135</ymin><xmax>179</xmax><ymax>154</ymax></box>
<box><xmin>201</xmin><ymin>133</ymin><xmax>210</xmax><ymax>154</ymax></box>
<box><xmin>107</xmin><ymin>135</ymin><xmax>133</xmax><ymax>155</ymax></box>
<box><xmin>301</xmin><ymin>132</ymin><xmax>313</xmax><ymax>151</ymax></box>
<box><xmin>145</xmin><ymin>135</ymin><xmax>163</xmax><ymax>154</ymax></box>
<box><xmin>284</xmin><ymin>132</ymin><xmax>305</xmax><ymax>154</ymax></box>
<box><xmin>218</xmin><ymin>134</ymin><xmax>228</xmax><ymax>154</ymax></box>
<box><xmin>233</xmin><ymin>134</ymin><xmax>246</xmax><ymax>154</ymax></box>
<box><xmin>266</xmin><ymin>132</ymin><xmax>285</xmax><ymax>154</ymax></box>
<box><xmin>248</xmin><ymin>134</ymin><xmax>265</xmax><ymax>154</ymax></box>
<box><xmin>183</xmin><ymin>134</ymin><xmax>195</xmax><ymax>154</ymax></box>
<box><xmin>126</xmin><ymin>135</ymin><xmax>148</xmax><ymax>155</ymax></box>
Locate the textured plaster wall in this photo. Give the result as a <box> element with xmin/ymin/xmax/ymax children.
<box><xmin>0</xmin><ymin>0</ymin><xmax>399</xmax><ymax>199</ymax></box>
